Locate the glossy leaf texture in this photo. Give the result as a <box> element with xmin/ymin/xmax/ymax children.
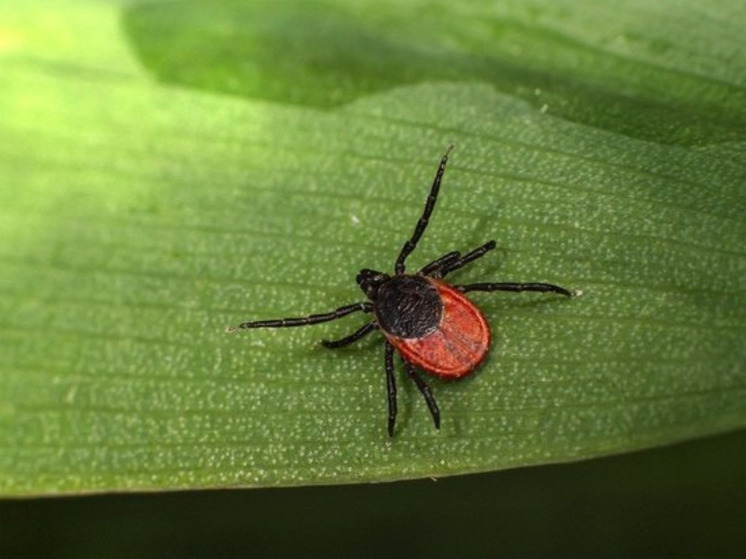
<box><xmin>0</xmin><ymin>0</ymin><xmax>744</xmax><ymax>495</ymax></box>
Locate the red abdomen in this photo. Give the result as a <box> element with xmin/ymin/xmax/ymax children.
<box><xmin>385</xmin><ymin>279</ymin><xmax>491</xmax><ymax>379</ymax></box>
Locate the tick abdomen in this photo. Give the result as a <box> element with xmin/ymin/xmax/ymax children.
<box><xmin>390</xmin><ymin>280</ymin><xmax>491</xmax><ymax>379</ymax></box>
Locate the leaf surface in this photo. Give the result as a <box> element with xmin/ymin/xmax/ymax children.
<box><xmin>0</xmin><ymin>0</ymin><xmax>744</xmax><ymax>495</ymax></box>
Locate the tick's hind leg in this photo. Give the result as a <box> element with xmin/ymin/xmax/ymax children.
<box><xmin>385</xmin><ymin>342</ymin><xmax>397</xmax><ymax>437</ymax></box>
<box><xmin>457</xmin><ymin>282</ymin><xmax>573</xmax><ymax>297</ymax></box>
<box><xmin>321</xmin><ymin>322</ymin><xmax>377</xmax><ymax>348</ymax></box>
<box><xmin>403</xmin><ymin>360</ymin><xmax>440</xmax><ymax>430</ymax></box>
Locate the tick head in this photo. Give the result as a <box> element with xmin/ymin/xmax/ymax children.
<box><xmin>356</xmin><ymin>269</ymin><xmax>390</xmax><ymax>300</ymax></box>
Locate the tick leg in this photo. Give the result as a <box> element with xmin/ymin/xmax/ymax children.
<box><xmin>403</xmin><ymin>361</ymin><xmax>440</xmax><ymax>430</ymax></box>
<box><xmin>419</xmin><ymin>250</ymin><xmax>461</xmax><ymax>276</ymax></box>
<box><xmin>395</xmin><ymin>146</ymin><xmax>455</xmax><ymax>275</ymax></box>
<box><xmin>457</xmin><ymin>282</ymin><xmax>573</xmax><ymax>297</ymax></box>
<box><xmin>385</xmin><ymin>342</ymin><xmax>397</xmax><ymax>437</ymax></box>
<box><xmin>440</xmin><ymin>240</ymin><xmax>497</xmax><ymax>277</ymax></box>
<box><xmin>226</xmin><ymin>301</ymin><xmax>373</xmax><ymax>332</ymax></box>
<box><xmin>321</xmin><ymin>322</ymin><xmax>377</xmax><ymax>349</ymax></box>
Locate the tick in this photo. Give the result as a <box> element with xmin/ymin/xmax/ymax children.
<box><xmin>227</xmin><ymin>146</ymin><xmax>573</xmax><ymax>436</ymax></box>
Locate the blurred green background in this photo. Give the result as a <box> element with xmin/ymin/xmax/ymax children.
<box><xmin>3</xmin><ymin>430</ymin><xmax>746</xmax><ymax>557</ymax></box>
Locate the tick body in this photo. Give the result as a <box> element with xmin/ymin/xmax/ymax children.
<box><xmin>376</xmin><ymin>275</ymin><xmax>490</xmax><ymax>379</ymax></box>
<box><xmin>228</xmin><ymin>146</ymin><xmax>573</xmax><ymax>436</ymax></box>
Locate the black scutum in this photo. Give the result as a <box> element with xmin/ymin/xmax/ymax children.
<box><xmin>373</xmin><ymin>275</ymin><xmax>442</xmax><ymax>339</ymax></box>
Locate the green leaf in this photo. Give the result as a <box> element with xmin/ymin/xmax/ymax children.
<box><xmin>0</xmin><ymin>0</ymin><xmax>744</xmax><ymax>496</ymax></box>
<box><xmin>124</xmin><ymin>0</ymin><xmax>746</xmax><ymax>145</ymax></box>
